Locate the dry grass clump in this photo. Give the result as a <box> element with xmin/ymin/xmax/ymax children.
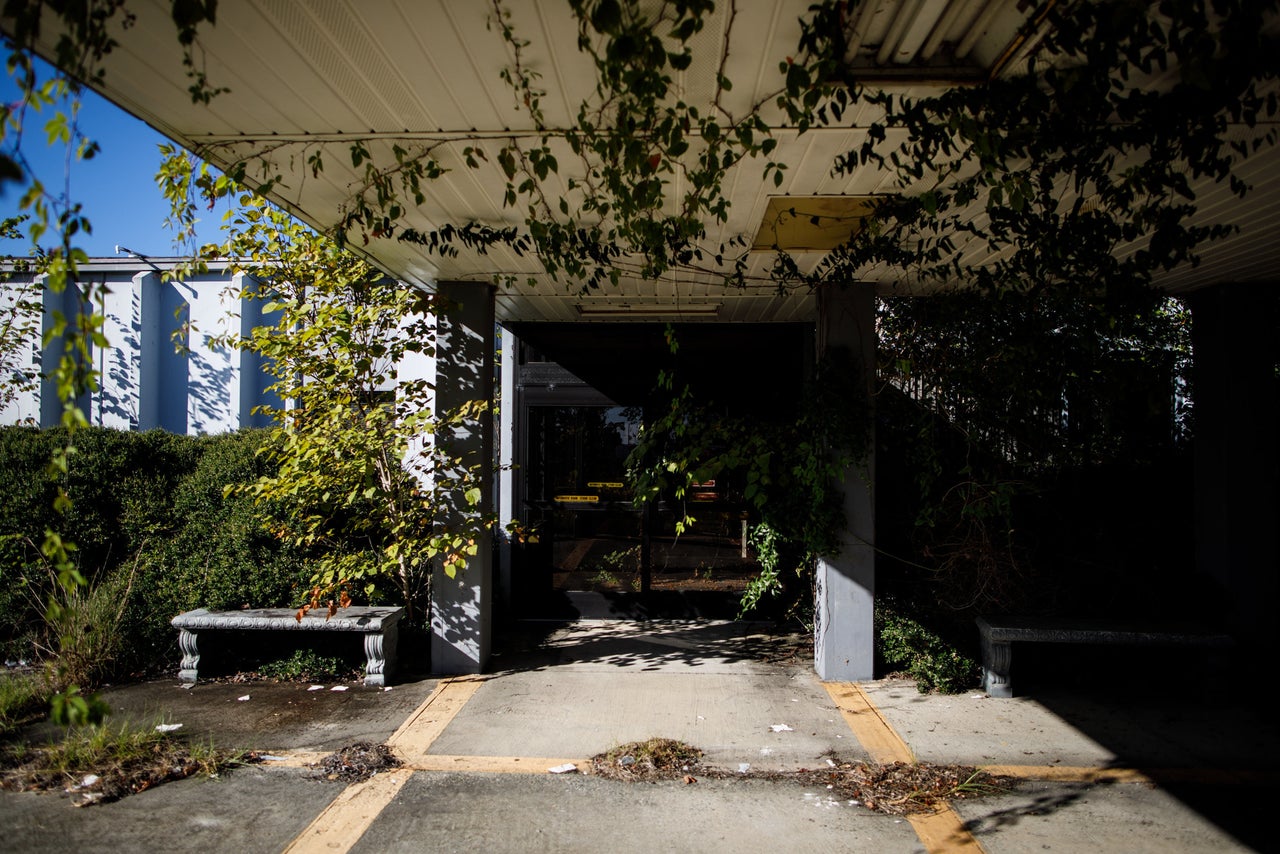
<box><xmin>590</xmin><ymin>738</ymin><xmax>703</xmax><ymax>782</ymax></box>
<box><xmin>589</xmin><ymin>738</ymin><xmax>1013</xmax><ymax>816</ymax></box>
<box><xmin>312</xmin><ymin>741</ymin><xmax>402</xmax><ymax>783</ymax></box>
<box><xmin>0</xmin><ymin>723</ymin><xmax>244</xmax><ymax>806</ymax></box>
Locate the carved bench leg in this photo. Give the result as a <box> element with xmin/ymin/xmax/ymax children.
<box><xmin>363</xmin><ymin>625</ymin><xmax>398</xmax><ymax>687</ymax></box>
<box><xmin>981</xmin><ymin>636</ymin><xmax>1013</xmax><ymax>698</ymax></box>
<box><xmin>177</xmin><ymin>629</ymin><xmax>200</xmax><ymax>683</ymax></box>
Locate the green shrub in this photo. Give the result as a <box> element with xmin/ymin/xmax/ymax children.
<box><xmin>257</xmin><ymin>649</ymin><xmax>354</xmax><ymax>682</ymax></box>
<box><xmin>0</xmin><ymin>671</ymin><xmax>47</xmax><ymax>735</ymax></box>
<box><xmin>45</xmin><ymin>561</ymin><xmax>138</xmax><ymax>690</ymax></box>
<box><xmin>0</xmin><ymin>427</ymin><xmax>201</xmax><ymax>663</ymax></box>
<box><xmin>0</xmin><ymin>427</ymin><xmax>313</xmax><ymax>678</ymax></box>
<box><xmin>124</xmin><ymin>430</ymin><xmax>313</xmax><ymax>670</ymax></box>
<box><xmin>876</xmin><ymin>604</ymin><xmax>980</xmax><ymax>694</ymax></box>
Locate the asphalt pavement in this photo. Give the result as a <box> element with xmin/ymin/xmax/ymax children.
<box><xmin>3</xmin><ymin>617</ymin><xmax>1277</xmax><ymax>853</ymax></box>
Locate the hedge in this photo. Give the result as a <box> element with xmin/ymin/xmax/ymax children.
<box><xmin>0</xmin><ymin>427</ymin><xmax>311</xmax><ymax>675</ymax></box>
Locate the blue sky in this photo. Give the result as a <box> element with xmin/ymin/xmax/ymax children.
<box><xmin>1</xmin><ymin>63</ymin><xmax>228</xmax><ymax>260</ymax></box>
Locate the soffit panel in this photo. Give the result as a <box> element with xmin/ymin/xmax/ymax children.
<box><xmin>8</xmin><ymin>0</ymin><xmax>1276</xmax><ymax>322</ymax></box>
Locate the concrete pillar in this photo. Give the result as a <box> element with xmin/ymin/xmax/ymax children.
<box><xmin>814</xmin><ymin>283</ymin><xmax>877</xmax><ymax>681</ymax></box>
<box><xmin>432</xmin><ymin>282</ymin><xmax>496</xmax><ymax>674</ymax></box>
<box><xmin>1188</xmin><ymin>284</ymin><xmax>1278</xmax><ymax>657</ymax></box>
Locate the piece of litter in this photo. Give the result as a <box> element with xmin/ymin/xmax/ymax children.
<box><xmin>331</xmin><ymin>685</ymin><xmax>348</xmax><ymax>692</ymax></box>
<box><xmin>696</xmin><ymin>715</ymin><xmax>705</xmax><ymax>721</ymax></box>
<box><xmin>738</xmin><ymin>763</ymin><xmax>751</xmax><ymax>773</ymax></box>
<box><xmin>308</xmin><ymin>685</ymin><xmax>325</xmax><ymax>691</ymax></box>
<box><xmin>237</xmin><ymin>695</ymin><xmax>251</xmax><ymax>702</ymax></box>
<box><xmin>836</xmin><ymin>734</ymin><xmax>843</xmax><ymax>739</ymax></box>
<box><xmin>848</xmin><ymin>800</ymin><xmax>859</xmax><ymax>806</ymax></box>
<box><xmin>826</xmin><ymin>758</ymin><xmax>837</xmax><ymax>767</ymax></box>
<box><xmin>619</xmin><ymin>756</ymin><xmax>636</xmax><ymax>767</ymax></box>
<box><xmin>970</xmin><ymin>694</ymin><xmax>986</xmax><ymax>700</ymax></box>
<box><xmin>383</xmin><ymin>686</ymin><xmax>394</xmax><ymax>691</ymax></box>
<box><xmin>72</xmin><ymin>792</ymin><xmax>104</xmax><ymax>807</ymax></box>
<box><xmin>770</xmin><ymin>724</ymin><xmax>794</xmax><ymax>732</ymax></box>
<box><xmin>74</xmin><ymin>774</ymin><xmax>99</xmax><ymax>789</ymax></box>
<box><xmin>547</xmin><ymin>763</ymin><xmax>578</xmax><ymax>774</ymax></box>
<box><xmin>790</xmin><ymin>698</ymin><xmax>799</xmax><ymax>702</ymax></box>
<box><xmin>155</xmin><ymin>723</ymin><xmax>183</xmax><ymax>732</ymax></box>
<box><xmin>258</xmin><ymin>754</ymin><xmax>288</xmax><ymax>762</ymax></box>
<box><xmin>180</xmin><ymin>683</ymin><xmax>194</xmax><ymax>690</ymax></box>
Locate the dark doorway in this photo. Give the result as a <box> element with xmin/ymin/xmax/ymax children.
<box><xmin>507</xmin><ymin>322</ymin><xmax>812</xmax><ymax>618</ymax></box>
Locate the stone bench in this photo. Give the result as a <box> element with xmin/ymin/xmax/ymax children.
<box><xmin>172</xmin><ymin>606</ymin><xmax>404</xmax><ymax>687</ymax></box>
<box><xmin>976</xmin><ymin>615</ymin><xmax>1234</xmax><ymax>698</ymax></box>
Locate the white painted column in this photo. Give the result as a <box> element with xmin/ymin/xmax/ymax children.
<box><xmin>432</xmin><ymin>282</ymin><xmax>496</xmax><ymax>674</ymax></box>
<box><xmin>496</xmin><ymin>325</ymin><xmax>518</xmax><ymax>618</ymax></box>
<box><xmin>814</xmin><ymin>283</ymin><xmax>877</xmax><ymax>682</ymax></box>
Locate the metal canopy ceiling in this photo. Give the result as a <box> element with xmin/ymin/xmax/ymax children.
<box><xmin>14</xmin><ymin>0</ymin><xmax>1280</xmax><ymax>322</ymax></box>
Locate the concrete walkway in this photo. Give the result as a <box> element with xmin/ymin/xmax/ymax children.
<box><xmin>3</xmin><ymin>619</ymin><xmax>1276</xmax><ymax>852</ymax></box>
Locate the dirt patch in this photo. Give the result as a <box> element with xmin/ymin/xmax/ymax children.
<box><xmin>311</xmin><ymin>741</ymin><xmax>402</xmax><ymax>783</ymax></box>
<box><xmin>589</xmin><ymin>740</ymin><xmax>1014</xmax><ymax>816</ymax></box>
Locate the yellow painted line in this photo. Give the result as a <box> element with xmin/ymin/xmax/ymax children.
<box><xmin>825</xmin><ymin>682</ymin><xmax>986</xmax><ymax>854</ymax></box>
<box><xmin>908</xmin><ymin>805</ymin><xmax>987</xmax><ymax>854</ymax></box>
<box><xmin>823</xmin><ymin>681</ymin><xmax>915</xmax><ymax>764</ymax></box>
<box><xmin>415</xmin><ymin>755</ymin><xmax>587</xmax><ymax>774</ymax></box>
<box><xmin>985</xmin><ymin>764</ymin><xmax>1277</xmax><ymax>785</ymax></box>
<box><xmin>387</xmin><ymin>676</ymin><xmax>485</xmax><ymax>763</ymax></box>
<box><xmin>283</xmin><ymin>769</ymin><xmax>412</xmax><ymax>854</ymax></box>
<box><xmin>282</xmin><ymin>677</ymin><xmax>483</xmax><ymax>854</ymax></box>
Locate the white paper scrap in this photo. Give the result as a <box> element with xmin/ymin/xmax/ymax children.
<box><xmin>547</xmin><ymin>763</ymin><xmax>578</xmax><ymax>774</ymax></box>
<box><xmin>738</xmin><ymin>763</ymin><xmax>751</xmax><ymax>773</ymax></box>
<box><xmin>770</xmin><ymin>724</ymin><xmax>794</xmax><ymax>732</ymax></box>
<box><xmin>308</xmin><ymin>685</ymin><xmax>325</xmax><ymax>691</ymax></box>
<box><xmin>155</xmin><ymin>723</ymin><xmax>183</xmax><ymax>732</ymax></box>
<box><xmin>331</xmin><ymin>685</ymin><xmax>349</xmax><ymax>692</ymax></box>
<box><xmin>237</xmin><ymin>695</ymin><xmax>251</xmax><ymax>702</ymax></box>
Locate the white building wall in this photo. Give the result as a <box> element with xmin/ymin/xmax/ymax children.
<box><xmin>2</xmin><ymin>260</ymin><xmax>255</xmax><ymax>434</ymax></box>
<box><xmin>0</xmin><ymin>278</ymin><xmax>40</xmax><ymax>426</ymax></box>
<box><xmin>3</xmin><ymin>261</ymin><xmax>440</xmax><ymax>439</ymax></box>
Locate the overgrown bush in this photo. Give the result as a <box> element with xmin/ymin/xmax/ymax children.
<box><xmin>876</xmin><ymin>602</ymin><xmax>980</xmax><ymax>694</ymax></box>
<box><xmin>124</xmin><ymin>430</ymin><xmax>313</xmax><ymax>670</ymax></box>
<box><xmin>0</xmin><ymin>427</ymin><xmax>200</xmax><ymax>664</ymax></box>
<box><xmin>0</xmin><ymin>426</ymin><xmax>313</xmax><ymax>679</ymax></box>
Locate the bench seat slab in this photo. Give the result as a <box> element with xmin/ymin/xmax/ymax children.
<box><xmin>172</xmin><ymin>606</ymin><xmax>404</xmax><ymax>687</ymax></box>
<box><xmin>976</xmin><ymin>615</ymin><xmax>1233</xmax><ymax>699</ymax></box>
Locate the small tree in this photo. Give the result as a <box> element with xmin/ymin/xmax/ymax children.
<box><xmin>209</xmin><ymin>196</ymin><xmax>489</xmax><ymax>621</ymax></box>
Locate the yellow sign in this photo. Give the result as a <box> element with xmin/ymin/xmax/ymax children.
<box><xmin>554</xmin><ymin>495</ymin><xmax>600</xmax><ymax>504</ymax></box>
<box><xmin>587</xmin><ymin>481</ymin><xmax>624</xmax><ymax>489</ymax></box>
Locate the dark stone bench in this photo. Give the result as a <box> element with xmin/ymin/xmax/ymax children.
<box><xmin>172</xmin><ymin>606</ymin><xmax>404</xmax><ymax>687</ymax></box>
<box><xmin>976</xmin><ymin>615</ymin><xmax>1234</xmax><ymax>698</ymax></box>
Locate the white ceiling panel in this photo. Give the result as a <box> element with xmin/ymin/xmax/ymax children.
<box><xmin>6</xmin><ymin>0</ymin><xmax>1274</xmax><ymax>324</ymax></box>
